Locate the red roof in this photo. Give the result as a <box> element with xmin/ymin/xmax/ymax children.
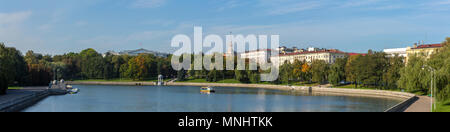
<box><xmin>347</xmin><ymin>53</ymin><xmax>367</xmax><ymax>56</ymax></box>
<box><xmin>413</xmin><ymin>44</ymin><xmax>443</xmax><ymax>49</ymax></box>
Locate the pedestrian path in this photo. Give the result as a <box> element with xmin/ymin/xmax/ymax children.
<box><xmin>405</xmin><ymin>96</ymin><xmax>431</xmax><ymax>112</ymax></box>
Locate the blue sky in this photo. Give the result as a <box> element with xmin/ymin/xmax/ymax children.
<box><xmin>0</xmin><ymin>0</ymin><xmax>449</xmax><ymax>55</ymax></box>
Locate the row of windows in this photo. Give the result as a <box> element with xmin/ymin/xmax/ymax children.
<box><xmin>290</xmin><ymin>55</ymin><xmax>345</xmax><ymax>59</ymax></box>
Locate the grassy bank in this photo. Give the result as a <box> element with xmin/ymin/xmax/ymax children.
<box><xmin>334</xmin><ymin>84</ymin><xmax>405</xmax><ymax>92</ymax></box>
<box><xmin>8</xmin><ymin>87</ymin><xmax>23</xmax><ymax>90</ymax></box>
<box><xmin>435</xmin><ymin>100</ymin><xmax>450</xmax><ymax>112</ymax></box>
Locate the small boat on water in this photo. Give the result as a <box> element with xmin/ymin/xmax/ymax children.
<box><xmin>68</xmin><ymin>88</ymin><xmax>79</xmax><ymax>94</ymax></box>
<box><xmin>201</xmin><ymin>86</ymin><xmax>215</xmax><ymax>93</ymax></box>
<box><xmin>65</xmin><ymin>85</ymin><xmax>79</xmax><ymax>94</ymax></box>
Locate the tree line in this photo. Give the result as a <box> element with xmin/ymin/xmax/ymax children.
<box><xmin>0</xmin><ymin>46</ymin><xmax>176</xmax><ymax>95</ymax></box>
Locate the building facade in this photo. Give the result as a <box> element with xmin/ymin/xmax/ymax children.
<box><xmin>271</xmin><ymin>49</ymin><xmax>348</xmax><ymax>64</ymax></box>
<box><xmin>406</xmin><ymin>43</ymin><xmax>443</xmax><ymax>63</ymax></box>
<box><xmin>383</xmin><ymin>48</ymin><xmax>407</xmax><ymax>57</ymax></box>
<box><xmin>239</xmin><ymin>49</ymin><xmax>273</xmax><ymax>64</ymax></box>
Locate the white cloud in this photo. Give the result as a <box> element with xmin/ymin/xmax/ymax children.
<box><xmin>339</xmin><ymin>0</ymin><xmax>384</xmax><ymax>8</ymax></box>
<box><xmin>75</xmin><ymin>23</ymin><xmax>192</xmax><ymax>53</ymax></box>
<box><xmin>368</xmin><ymin>5</ymin><xmax>404</xmax><ymax>10</ymax></box>
<box><xmin>0</xmin><ymin>11</ymin><xmax>32</xmax><ymax>26</ymax></box>
<box><xmin>268</xmin><ymin>1</ymin><xmax>322</xmax><ymax>15</ymax></box>
<box><xmin>258</xmin><ymin>0</ymin><xmax>398</xmax><ymax>15</ymax></box>
<box><xmin>36</xmin><ymin>10</ymin><xmax>66</xmax><ymax>32</ymax></box>
<box><xmin>419</xmin><ymin>0</ymin><xmax>450</xmax><ymax>11</ymax></box>
<box><xmin>429</xmin><ymin>0</ymin><xmax>450</xmax><ymax>5</ymax></box>
<box><xmin>130</xmin><ymin>0</ymin><xmax>167</xmax><ymax>8</ymax></box>
<box><xmin>217</xmin><ymin>0</ymin><xmax>244</xmax><ymax>11</ymax></box>
<box><xmin>75</xmin><ymin>21</ymin><xmax>88</xmax><ymax>27</ymax></box>
<box><xmin>141</xmin><ymin>19</ymin><xmax>176</xmax><ymax>27</ymax></box>
<box><xmin>0</xmin><ymin>11</ymin><xmax>37</xmax><ymax>48</ymax></box>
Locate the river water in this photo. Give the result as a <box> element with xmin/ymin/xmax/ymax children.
<box><xmin>23</xmin><ymin>85</ymin><xmax>401</xmax><ymax>112</ymax></box>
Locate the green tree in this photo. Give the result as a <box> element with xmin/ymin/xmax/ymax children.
<box><xmin>59</xmin><ymin>52</ymin><xmax>81</xmax><ymax>80</ymax></box>
<box><xmin>79</xmin><ymin>48</ymin><xmax>104</xmax><ymax>79</ymax></box>
<box><xmin>328</xmin><ymin>58</ymin><xmax>347</xmax><ymax>86</ymax></box>
<box><xmin>427</xmin><ymin>37</ymin><xmax>450</xmax><ymax>101</ymax></box>
<box><xmin>111</xmin><ymin>55</ymin><xmax>125</xmax><ymax>78</ymax></box>
<box><xmin>292</xmin><ymin>60</ymin><xmax>304</xmax><ymax>82</ymax></box>
<box><xmin>311</xmin><ymin>60</ymin><xmax>329</xmax><ymax>84</ymax></box>
<box><xmin>0</xmin><ymin>43</ymin><xmax>28</xmax><ymax>94</ymax></box>
<box><xmin>345</xmin><ymin>55</ymin><xmax>360</xmax><ymax>88</ymax></box>
<box><xmin>126</xmin><ymin>54</ymin><xmax>152</xmax><ymax>81</ymax></box>
<box><xmin>383</xmin><ymin>55</ymin><xmax>404</xmax><ymax>90</ymax></box>
<box><xmin>397</xmin><ymin>55</ymin><xmax>430</xmax><ymax>93</ymax></box>
<box><xmin>247</xmin><ymin>65</ymin><xmax>260</xmax><ymax>84</ymax></box>
<box><xmin>24</xmin><ymin>50</ymin><xmax>54</xmax><ymax>85</ymax></box>
<box><xmin>177</xmin><ymin>69</ymin><xmax>186</xmax><ymax>81</ymax></box>
<box><xmin>279</xmin><ymin>61</ymin><xmax>293</xmax><ymax>84</ymax></box>
<box><xmin>235</xmin><ymin>68</ymin><xmax>249</xmax><ymax>83</ymax></box>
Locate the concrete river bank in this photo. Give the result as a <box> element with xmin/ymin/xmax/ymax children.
<box><xmin>0</xmin><ymin>87</ymin><xmax>49</xmax><ymax>112</ymax></box>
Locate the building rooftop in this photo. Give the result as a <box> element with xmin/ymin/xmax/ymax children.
<box><xmin>383</xmin><ymin>48</ymin><xmax>407</xmax><ymax>52</ymax></box>
<box><xmin>347</xmin><ymin>53</ymin><xmax>367</xmax><ymax>56</ymax></box>
<box><xmin>276</xmin><ymin>49</ymin><xmax>346</xmax><ymax>56</ymax></box>
<box><xmin>243</xmin><ymin>49</ymin><xmax>273</xmax><ymax>53</ymax></box>
<box><xmin>412</xmin><ymin>44</ymin><xmax>443</xmax><ymax>49</ymax></box>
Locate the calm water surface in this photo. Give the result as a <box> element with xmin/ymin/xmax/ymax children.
<box><xmin>23</xmin><ymin>85</ymin><xmax>401</xmax><ymax>112</ymax></box>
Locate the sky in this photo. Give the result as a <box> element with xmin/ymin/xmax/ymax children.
<box><xmin>0</xmin><ymin>0</ymin><xmax>449</xmax><ymax>55</ymax></box>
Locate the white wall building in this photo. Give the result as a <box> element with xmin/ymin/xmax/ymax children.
<box><xmin>240</xmin><ymin>49</ymin><xmax>273</xmax><ymax>64</ymax></box>
<box><xmin>271</xmin><ymin>49</ymin><xmax>347</xmax><ymax>64</ymax></box>
<box><xmin>383</xmin><ymin>48</ymin><xmax>407</xmax><ymax>57</ymax></box>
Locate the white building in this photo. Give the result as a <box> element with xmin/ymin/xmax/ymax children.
<box><xmin>239</xmin><ymin>49</ymin><xmax>273</xmax><ymax>64</ymax></box>
<box><xmin>271</xmin><ymin>49</ymin><xmax>347</xmax><ymax>64</ymax></box>
<box><xmin>307</xmin><ymin>47</ymin><xmax>319</xmax><ymax>52</ymax></box>
<box><xmin>383</xmin><ymin>48</ymin><xmax>407</xmax><ymax>57</ymax></box>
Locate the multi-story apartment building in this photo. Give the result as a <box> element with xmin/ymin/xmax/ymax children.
<box><xmin>383</xmin><ymin>48</ymin><xmax>408</xmax><ymax>58</ymax></box>
<box><xmin>239</xmin><ymin>49</ymin><xmax>273</xmax><ymax>64</ymax></box>
<box><xmin>271</xmin><ymin>48</ymin><xmax>348</xmax><ymax>64</ymax></box>
<box><xmin>406</xmin><ymin>43</ymin><xmax>443</xmax><ymax>63</ymax></box>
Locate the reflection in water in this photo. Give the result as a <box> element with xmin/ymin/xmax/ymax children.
<box><xmin>23</xmin><ymin>85</ymin><xmax>402</xmax><ymax>112</ymax></box>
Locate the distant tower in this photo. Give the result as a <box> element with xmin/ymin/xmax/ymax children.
<box><xmin>139</xmin><ymin>42</ymin><xmax>143</xmax><ymax>48</ymax></box>
<box><xmin>227</xmin><ymin>32</ymin><xmax>233</xmax><ymax>55</ymax></box>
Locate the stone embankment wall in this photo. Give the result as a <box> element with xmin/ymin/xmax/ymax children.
<box><xmin>0</xmin><ymin>90</ymin><xmax>49</xmax><ymax>112</ymax></box>
<box><xmin>0</xmin><ymin>88</ymin><xmax>70</xmax><ymax>112</ymax></box>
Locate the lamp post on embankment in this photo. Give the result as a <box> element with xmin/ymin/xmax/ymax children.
<box><xmin>422</xmin><ymin>65</ymin><xmax>436</xmax><ymax>112</ymax></box>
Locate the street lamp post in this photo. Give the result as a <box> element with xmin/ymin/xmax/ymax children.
<box><xmin>423</xmin><ymin>65</ymin><xmax>436</xmax><ymax>112</ymax></box>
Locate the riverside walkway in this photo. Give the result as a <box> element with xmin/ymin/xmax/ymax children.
<box><xmin>405</xmin><ymin>96</ymin><xmax>432</xmax><ymax>112</ymax></box>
